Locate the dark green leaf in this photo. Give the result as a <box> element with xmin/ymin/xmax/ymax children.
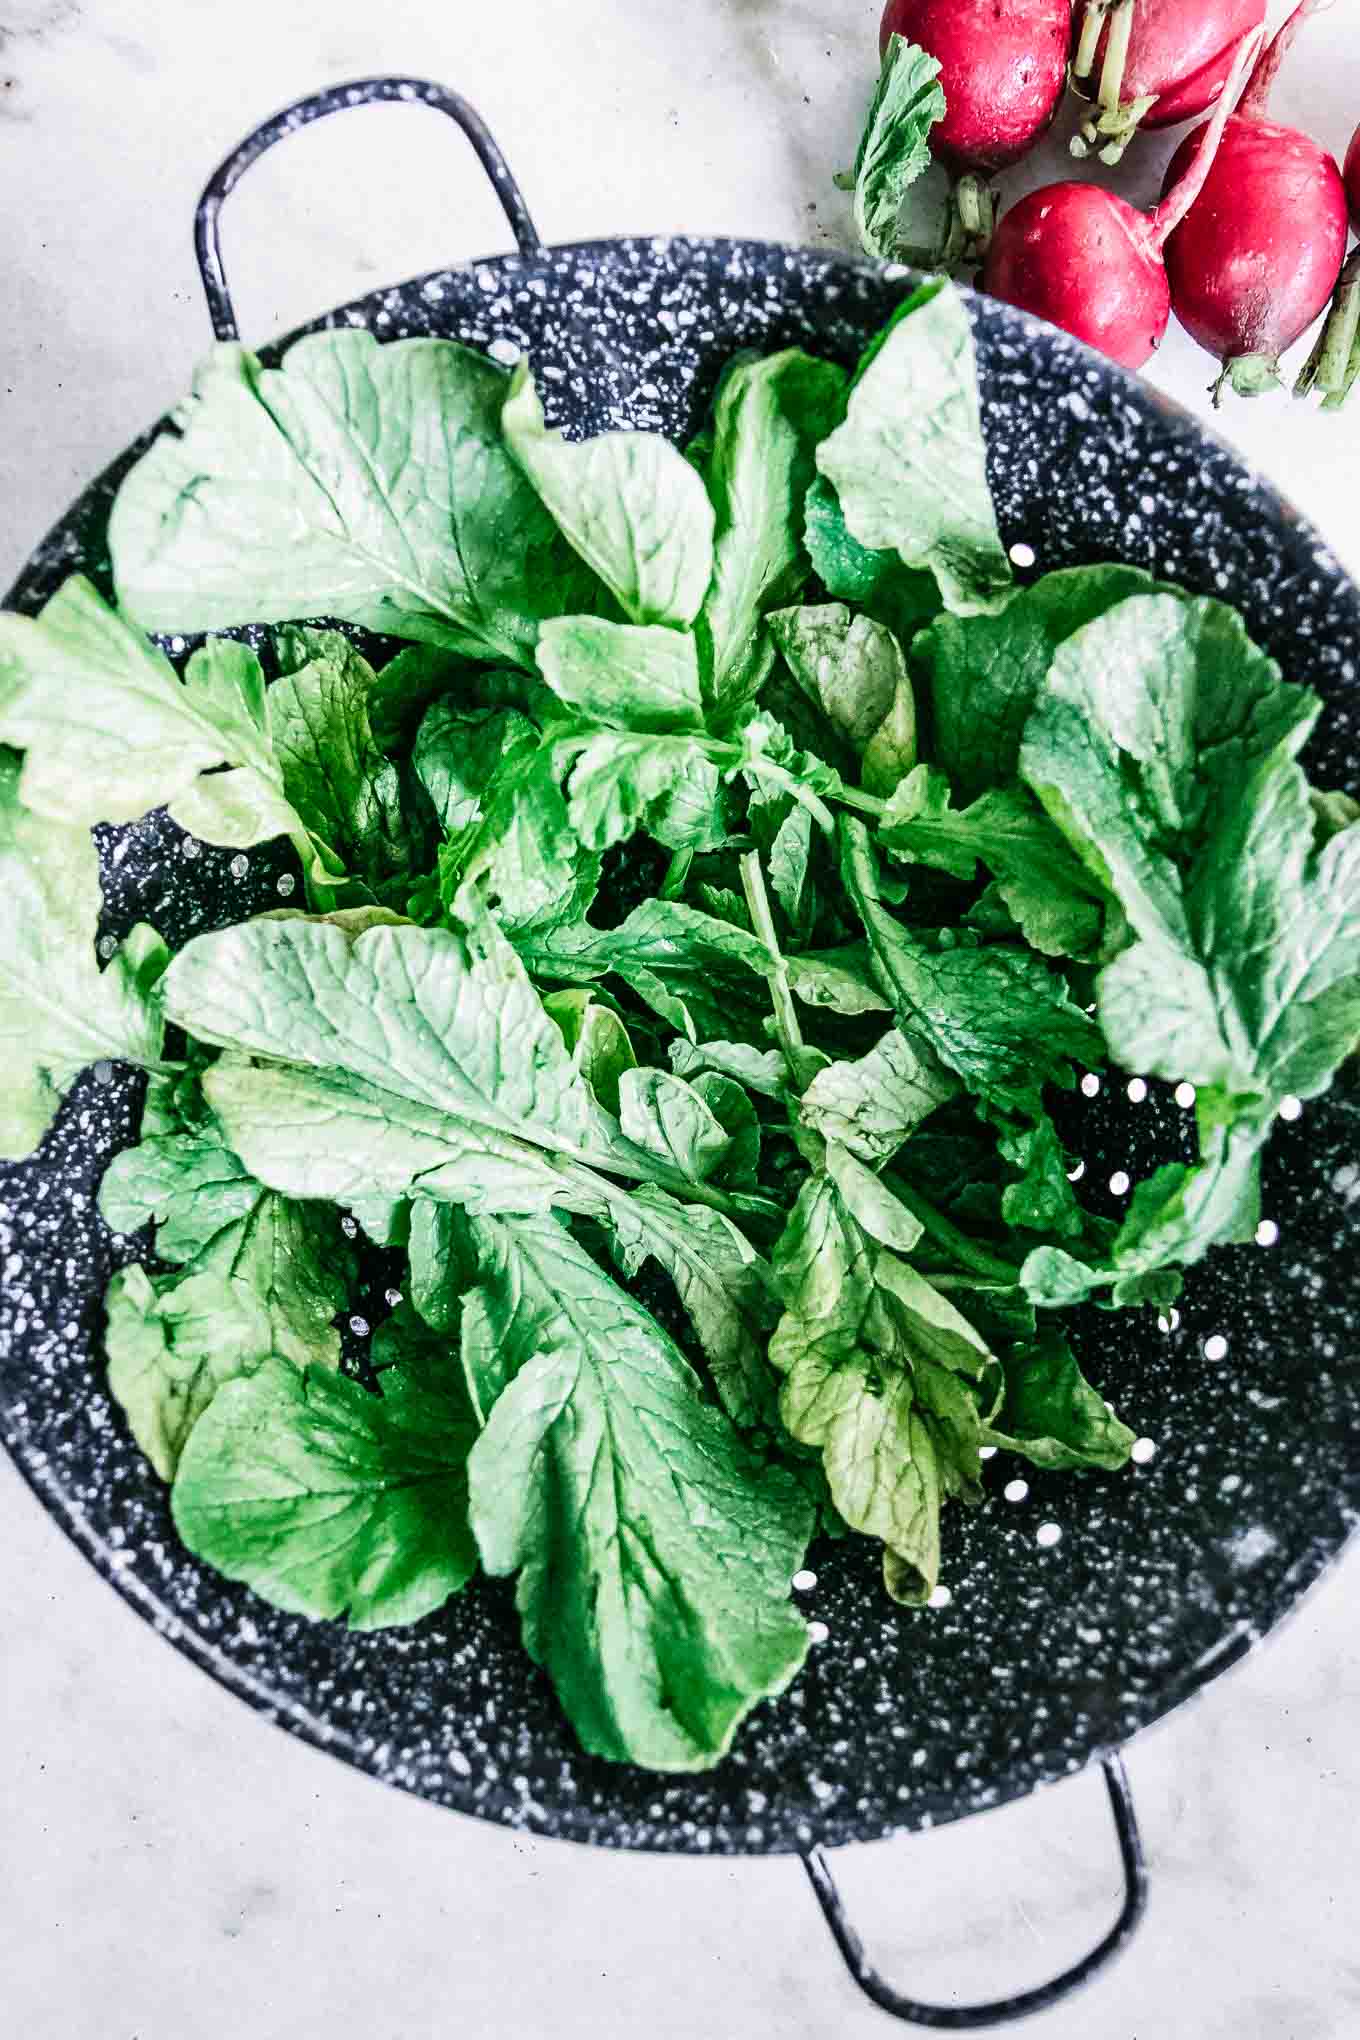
<box><xmin>915</xmin><ymin>565</ymin><xmax>1157</xmax><ymax>799</ymax></box>
<box><xmin>881</xmin><ymin>764</ymin><xmax>1105</xmax><ymax>958</ymax></box>
<box><xmin>841</xmin><ymin>818</ymin><xmax>1103</xmax><ymax>1118</ymax></box>
<box><xmin>984</xmin><ymin>1334</ymin><xmax>1135</xmax><ymax>1471</ymax></box>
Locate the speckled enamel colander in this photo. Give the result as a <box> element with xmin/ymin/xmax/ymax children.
<box><xmin>3</xmin><ymin>78</ymin><xmax>1358</xmax><ymax>2030</ymax></box>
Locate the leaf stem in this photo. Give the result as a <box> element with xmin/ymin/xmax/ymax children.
<box><xmin>741</xmin><ymin>758</ymin><xmax>838</xmax><ymax>836</ymax></box>
<box><xmin>1296</xmin><ymin>249</ymin><xmax>1360</xmax><ymax>404</ymax></box>
<box><xmin>561</xmin><ymin>1153</ymin><xmax>783</xmax><ymax>1236</ymax></box>
<box><xmin>1071</xmin><ymin>0</ymin><xmax>1105</xmax><ymax>84</ymax></box>
<box><xmin>884</xmin><ymin>1173</ymin><xmax>1022</xmax><ymax>1282</ymax></box>
<box><xmin>739</xmin><ymin>849</ymin><xmax>808</xmax><ymax>1086</ymax></box>
<box><xmin>829</xmin><ymin>783</ymin><xmax>887</xmax><ymax>819</ymax></box>
<box><xmin>659</xmin><ymin>848</ymin><xmax>694</xmax><ymax>900</ymax></box>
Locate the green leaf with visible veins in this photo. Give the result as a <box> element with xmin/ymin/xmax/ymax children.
<box><xmin>786</xmin><ymin>945</ymin><xmax>893</xmax><ymax>1017</ymax></box>
<box><xmin>984</xmin><ymin>1334</ymin><xmax>1135</xmax><ymax>1472</ymax></box>
<box><xmin>550</xmin><ymin>900</ymin><xmax>776</xmax><ymax>1044</ymax></box>
<box><xmin>617</xmin><ymin>1067</ymin><xmax>733</xmax><ymax>1183</ymax></box>
<box><xmin>0</xmin><ymin>579</ymin><xmax>292</xmax><ymax>833</ymax></box>
<box><xmin>815</xmin><ymin>281</ymin><xmax>1011</xmax><ymax>617</ymax></box>
<box><xmin>267</xmin><ymin>627</ymin><xmax>424</xmax><ymax>899</ymax></box>
<box><xmin>768</xmin><ymin>799</ymin><xmax>816</xmax><ymax>937</ymax></box>
<box><xmin>840</xmin><ymin>818</ymin><xmax>1102</xmax><ymax>1118</ymax></box>
<box><xmin>692</xmin><ymin>348</ymin><xmax>847</xmax><ymax>724</ymax></box>
<box><xmin>550</xmin><ymin>724</ymin><xmax>727</xmax><ymax>854</ymax></box>
<box><xmin>799</xmin><ymin>1027</ymin><xmax>957</xmax><ymax>1164</ymax></box>
<box><xmin>914</xmin><ymin>565</ymin><xmax>1158</xmax><ymax>800</ymax></box>
<box><xmin>109</xmin><ymin>333</ymin><xmax>594</xmax><ymax>664</ymax></box>
<box><xmin>413</xmin><ymin>698</ymin><xmax>539</xmax><ymax>836</ymax></box>
<box><xmin>538</xmin><ymin>618</ymin><xmax>705</xmax><ymax>732</ymax></box>
<box><xmin>543</xmin><ymin>989</ymin><xmax>638</xmax><ymax>1116</ymax></box>
<box><xmin>407</xmin><ymin>1200</ymin><xmax>475</xmax><ymax>1335</ymax></box>
<box><xmin>1021</xmin><ymin>591</ymin><xmax>1360</xmax><ymax>1275</ymax></box>
<box><xmin>996</xmin><ymin>1115</ymin><xmax>1089</xmax><ymax>1241</ymax></box>
<box><xmin>880</xmin><ymin>764</ymin><xmax>1106</xmax><ymax>958</ymax></box>
<box><xmin>669</xmin><ymin>1038</ymin><xmax>791</xmax><ymax>1099</ymax></box>
<box><xmin>460</xmin><ymin>1210</ymin><xmax>812</xmax><ymax>1770</ymax></box>
<box><xmin>768</xmin><ymin>603</ymin><xmax>909</xmax><ymax>753</ymax></box>
<box><xmin>99</xmin><ymin>1118</ymin><xmax>355</xmax><ymax>1370</ymax></box>
<box><xmin>172</xmin><ymin>1351</ymin><xmax>478</xmax><ymax>1630</ymax></box>
<box><xmin>0</xmin><ymin>750</ymin><xmax>166</xmax><ymax>1159</ymax></box>
<box><xmin>161</xmin><ymin>906</ymin><xmax>623</xmax><ymax>1188</ymax></box>
<box><xmin>161</xmin><ymin>903</ymin><xmax>761</xmax><ymax>1222</ymax></box>
<box><xmin>804</xmin><ymin>475</ymin><xmax>940</xmax><ymax>645</ymax></box>
<box><xmin>609</xmin><ymin>1185</ymin><xmax>780</xmax><ymax>1429</ymax></box>
<box><xmin>367</xmin><ymin>644</ymin><xmax>473</xmax><ymax>754</ymax></box>
<box><xmin>770</xmin><ymin>1172</ymin><xmax>999</xmax><ymax>1603</ymax></box>
<box><xmin>104</xmin><ymin>1264</ymin><xmax>274</xmax><ymax>1481</ymax></box>
<box><xmin>503</xmin><ymin>362</ymin><xmax>714</xmax><ymax>627</ymax></box>
<box><xmin>437</xmin><ymin>741</ymin><xmax>602</xmax><ymax>936</ymax></box>
<box><xmin>161</xmin><ymin>638</ymin><xmax>312</xmax><ymax>862</ymax></box>
<box><xmin>842</xmin><ymin>34</ymin><xmax>946</xmax><ymax>261</ymax></box>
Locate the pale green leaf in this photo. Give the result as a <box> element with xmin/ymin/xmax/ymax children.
<box><xmin>503</xmin><ymin>363</ymin><xmax>714</xmax><ymax>628</ymax></box>
<box><xmin>110</xmin><ymin>334</ymin><xmax>592</xmax><ymax>664</ymax></box>
<box><xmin>461</xmin><ymin>1210</ymin><xmax>812</xmax><ymax>1769</ymax></box>
<box><xmin>0</xmin><ymin>579</ymin><xmax>280</xmax><ymax>829</ymax></box>
<box><xmin>816</xmin><ymin>281</ymin><xmax>1011</xmax><ymax>616</ymax></box>
<box><xmin>105</xmin><ymin>1264</ymin><xmax>273</xmax><ymax>1481</ymax></box>
<box><xmin>172</xmin><ymin>1353</ymin><xmax>478</xmax><ymax>1629</ymax></box>
<box><xmin>617</xmin><ymin>1067</ymin><xmax>732</xmax><ymax>1183</ymax></box>
<box><xmin>608</xmin><ymin>1184</ymin><xmax>779</xmax><ymax>1429</ymax></box>
<box><xmin>768</xmin><ymin>603</ymin><xmax>907</xmax><ymax>751</ymax></box>
<box><xmin>0</xmin><ymin>751</ymin><xmax>165</xmax><ymax>1159</ymax></box>
<box><xmin>693</xmin><ymin>348</ymin><xmax>847</xmax><ymax>723</ymax></box>
<box><xmin>799</xmin><ymin>1028</ymin><xmax>956</xmax><ymax>1163</ymax></box>
<box><xmin>99</xmin><ymin>1119</ymin><xmax>354</xmax><ymax>1371</ymax></box>
<box><xmin>538</xmin><ymin>617</ymin><xmax>704</xmax><ymax>732</ymax></box>
<box><xmin>845</xmin><ymin>35</ymin><xmax>945</xmax><ymax>261</ymax></box>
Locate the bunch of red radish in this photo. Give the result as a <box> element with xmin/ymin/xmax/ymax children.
<box><xmin>874</xmin><ymin>0</ymin><xmax>1359</xmax><ymax>400</ymax></box>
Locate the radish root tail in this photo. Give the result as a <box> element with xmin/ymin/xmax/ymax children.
<box><xmin>1148</xmin><ymin>24</ymin><xmax>1266</xmax><ymax>249</ymax></box>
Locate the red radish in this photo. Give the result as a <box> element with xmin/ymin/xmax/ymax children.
<box><xmin>1297</xmin><ymin>121</ymin><xmax>1360</xmax><ymax>410</ymax></box>
<box><xmin>982</xmin><ymin>26</ymin><xmax>1265</xmax><ymax>371</ymax></box>
<box><xmin>1069</xmin><ymin>0</ymin><xmax>1266</xmax><ymax>164</ymax></box>
<box><xmin>1160</xmin><ymin>3</ymin><xmax>1347</xmax><ymax>402</ymax></box>
<box><xmin>878</xmin><ymin>0</ymin><xmax>1070</xmax><ymax>171</ymax></box>
<box><xmin>878</xmin><ymin>0</ymin><xmax>1070</xmax><ymax>259</ymax></box>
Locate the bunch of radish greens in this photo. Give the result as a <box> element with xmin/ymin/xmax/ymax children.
<box><xmin>849</xmin><ymin>0</ymin><xmax>1360</xmax><ymax>405</ymax></box>
<box><xmin>1</xmin><ymin>282</ymin><xmax>1356</xmax><ymax>1772</ymax></box>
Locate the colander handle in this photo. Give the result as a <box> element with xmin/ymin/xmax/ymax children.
<box><xmin>801</xmin><ymin>1750</ymin><xmax>1147</xmax><ymax>2029</ymax></box>
<box><xmin>192</xmin><ymin>77</ymin><xmax>543</xmax><ymax>343</ymax></box>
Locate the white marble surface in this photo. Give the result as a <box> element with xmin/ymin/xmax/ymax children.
<box><xmin>3</xmin><ymin>1</ymin><xmax>1360</xmax><ymax>2033</ymax></box>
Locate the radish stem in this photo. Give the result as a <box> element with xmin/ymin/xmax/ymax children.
<box><xmin>1236</xmin><ymin>0</ymin><xmax>1314</xmax><ymax>121</ymax></box>
<box><xmin>1148</xmin><ymin>25</ymin><xmax>1265</xmax><ymax>248</ymax></box>
<box><xmin>1296</xmin><ymin>250</ymin><xmax>1360</xmax><ymax>405</ymax></box>
<box><xmin>1072</xmin><ymin>0</ymin><xmax>1107</xmax><ymax>85</ymax></box>
<box><xmin>1097</xmin><ymin>0</ymin><xmax>1135</xmax><ymax>112</ymax></box>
